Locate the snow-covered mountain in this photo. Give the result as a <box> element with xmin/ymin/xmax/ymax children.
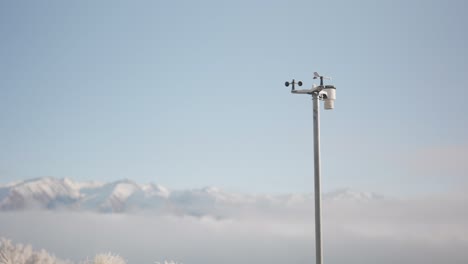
<box><xmin>0</xmin><ymin>177</ymin><xmax>384</xmax><ymax>215</ymax></box>
<box><xmin>323</xmin><ymin>188</ymin><xmax>385</xmax><ymax>202</ymax></box>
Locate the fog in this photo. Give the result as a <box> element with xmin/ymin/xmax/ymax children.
<box><xmin>1</xmin><ymin>192</ymin><xmax>467</xmax><ymax>264</ymax></box>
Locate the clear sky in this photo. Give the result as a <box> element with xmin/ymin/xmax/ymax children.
<box><xmin>1</xmin><ymin>0</ymin><xmax>467</xmax><ymax>195</ymax></box>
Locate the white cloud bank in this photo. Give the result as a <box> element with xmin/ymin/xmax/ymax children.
<box><xmin>0</xmin><ymin>188</ymin><xmax>467</xmax><ymax>264</ymax></box>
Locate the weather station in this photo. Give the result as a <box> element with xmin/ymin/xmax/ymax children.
<box><xmin>285</xmin><ymin>72</ymin><xmax>336</xmax><ymax>264</ymax></box>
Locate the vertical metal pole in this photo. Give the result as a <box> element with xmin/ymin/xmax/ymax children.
<box><xmin>312</xmin><ymin>93</ymin><xmax>323</xmax><ymax>264</ymax></box>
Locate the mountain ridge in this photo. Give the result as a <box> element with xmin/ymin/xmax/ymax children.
<box><xmin>0</xmin><ymin>177</ymin><xmax>385</xmax><ymax>215</ymax></box>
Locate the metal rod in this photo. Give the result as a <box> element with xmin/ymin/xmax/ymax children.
<box><xmin>312</xmin><ymin>93</ymin><xmax>323</xmax><ymax>264</ymax></box>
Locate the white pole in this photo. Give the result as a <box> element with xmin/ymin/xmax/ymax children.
<box><xmin>312</xmin><ymin>93</ymin><xmax>323</xmax><ymax>264</ymax></box>
<box><xmin>287</xmin><ymin>73</ymin><xmax>332</xmax><ymax>264</ymax></box>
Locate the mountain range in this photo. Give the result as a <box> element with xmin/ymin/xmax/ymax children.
<box><xmin>0</xmin><ymin>177</ymin><xmax>384</xmax><ymax>216</ymax></box>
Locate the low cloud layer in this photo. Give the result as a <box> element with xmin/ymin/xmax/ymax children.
<box><xmin>0</xmin><ymin>189</ymin><xmax>467</xmax><ymax>264</ymax></box>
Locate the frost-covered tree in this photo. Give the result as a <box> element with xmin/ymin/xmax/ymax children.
<box><xmin>0</xmin><ymin>238</ymin><xmax>30</xmax><ymax>264</ymax></box>
<box><xmin>1</xmin><ymin>237</ymin><xmax>183</xmax><ymax>264</ymax></box>
<box><xmin>0</xmin><ymin>238</ymin><xmax>71</xmax><ymax>264</ymax></box>
<box><xmin>81</xmin><ymin>253</ymin><xmax>126</xmax><ymax>264</ymax></box>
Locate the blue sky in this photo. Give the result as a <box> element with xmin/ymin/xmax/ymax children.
<box><xmin>1</xmin><ymin>0</ymin><xmax>467</xmax><ymax>195</ymax></box>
